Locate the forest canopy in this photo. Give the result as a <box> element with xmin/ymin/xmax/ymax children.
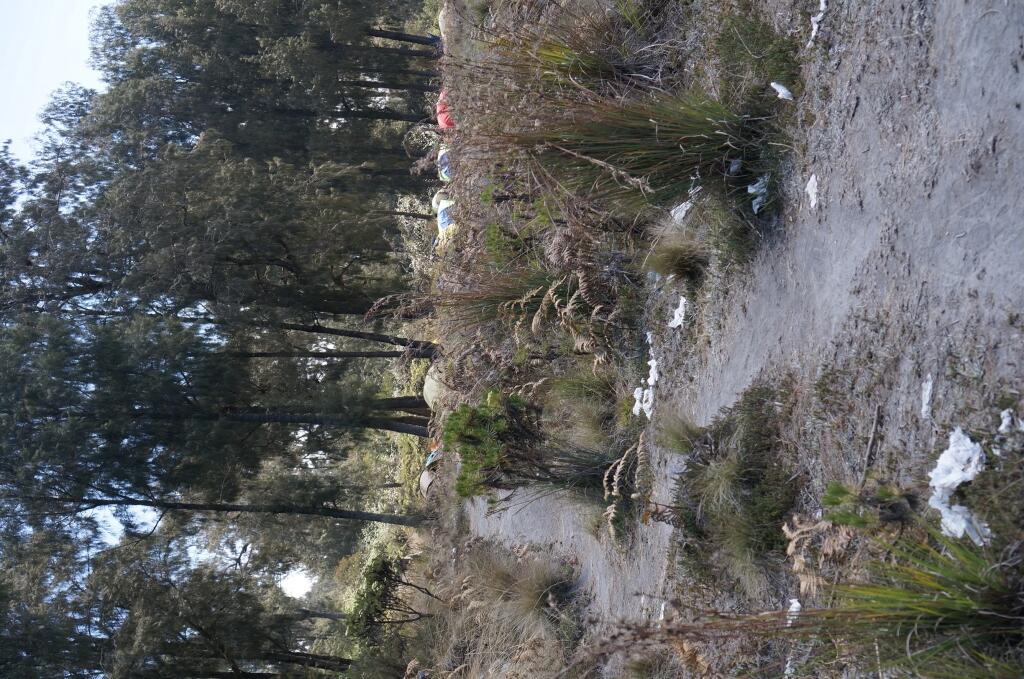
<box><xmin>0</xmin><ymin>1</ymin><xmax>439</xmax><ymax>676</ymax></box>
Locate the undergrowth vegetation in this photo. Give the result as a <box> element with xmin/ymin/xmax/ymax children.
<box><xmin>401</xmin><ymin>540</ymin><xmax>590</xmax><ymax>679</ymax></box>
<box><xmin>670</xmin><ymin>382</ymin><xmax>799</xmax><ymax>600</ymax></box>
<box><xmin>443</xmin><ymin>390</ymin><xmax>621</xmax><ymax>497</ymax></box>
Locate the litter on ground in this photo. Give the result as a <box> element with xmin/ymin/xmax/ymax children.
<box><xmin>668</xmin><ymin>296</ymin><xmax>688</xmax><ymax>329</ymax></box>
<box><xmin>927</xmin><ymin>428</ymin><xmax>991</xmax><ymax>545</ymax></box>
<box><xmin>436</xmin><ymin>89</ymin><xmax>456</xmax><ymax>130</ymax></box>
<box><xmin>999</xmin><ymin>408</ymin><xmax>1023</xmax><ymax>435</ymax></box>
<box><xmin>786</xmin><ymin>598</ymin><xmax>802</xmax><ymax>627</ymax></box>
<box><xmin>670</xmin><ymin>200</ymin><xmax>693</xmax><ymax>222</ymax></box>
<box><xmin>920</xmin><ymin>373</ymin><xmax>933</xmax><ymax>419</ymax></box>
<box><xmin>432</xmin><ymin>190</ymin><xmax>457</xmax><ymax>243</ymax></box>
<box><xmin>771</xmin><ymin>82</ymin><xmax>794</xmax><ymax>101</ymax></box>
<box><xmin>747</xmin><ymin>174</ymin><xmax>770</xmax><ymax>214</ymax></box>
<box><xmin>437</xmin><ymin>145</ymin><xmax>452</xmax><ymax>182</ymax></box>
<box><xmin>632</xmin><ymin>339</ymin><xmax>659</xmax><ymax>419</ymax></box>
<box><xmin>805</xmin><ymin>174</ymin><xmax>819</xmax><ymax>208</ymax></box>
<box><xmin>807</xmin><ymin>0</ymin><xmax>828</xmax><ymax>48</ymax></box>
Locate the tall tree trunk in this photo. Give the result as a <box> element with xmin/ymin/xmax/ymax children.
<box><xmin>338</xmin><ymin>108</ymin><xmax>424</xmax><ymax>123</ymax></box>
<box><xmin>363</xmin><ymin>65</ymin><xmax>440</xmax><ymax>78</ymax></box>
<box><xmin>296</xmin><ymin>609</ymin><xmax>348</xmax><ymax>622</ymax></box>
<box><xmin>371</xmin><ymin>396</ymin><xmax>431</xmax><ymax>416</ymax></box>
<box><xmin>217</xmin><ymin>410</ymin><xmax>430</xmax><ymax>437</ymax></box>
<box><xmin>342</xmin><ymin>43</ymin><xmax>437</xmax><ymax>59</ymax></box>
<box><xmin>356</xmin><ymin>167</ymin><xmax>415</xmax><ymax>178</ymax></box>
<box><xmin>338</xmin><ymin>79</ymin><xmax>439</xmax><ymax>94</ymax></box>
<box><xmin>359</xmin><ymin>418</ymin><xmax>429</xmax><ymax>437</ymax></box>
<box><xmin>37</xmin><ymin>406</ymin><xmax>430</xmax><ymax>438</ymax></box>
<box><xmin>272</xmin><ymin>322</ymin><xmax>438</xmax><ymax>356</ymax></box>
<box><xmin>260</xmin><ymin>650</ymin><xmax>351</xmax><ymax>672</ymax></box>
<box><xmin>229</xmin><ymin>350</ymin><xmax>407</xmax><ymax>359</ymax></box>
<box><xmin>370</xmin><ymin>210</ymin><xmax>434</xmax><ymax>221</ymax></box>
<box><xmin>36</xmin><ymin>496</ymin><xmax>422</xmax><ymax>527</ymax></box>
<box><xmin>366</xmin><ymin>29</ymin><xmax>440</xmax><ymax>46</ymax></box>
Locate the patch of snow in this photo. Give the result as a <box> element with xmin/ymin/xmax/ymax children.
<box><xmin>770</xmin><ymin>82</ymin><xmax>794</xmax><ymax>101</ymax></box>
<box><xmin>805</xmin><ymin>174</ymin><xmax>819</xmax><ymax>208</ymax></box>
<box><xmin>728</xmin><ymin>159</ymin><xmax>743</xmax><ymax>175</ymax></box>
<box><xmin>807</xmin><ymin>0</ymin><xmax>828</xmax><ymax>48</ymax></box>
<box><xmin>920</xmin><ymin>373</ymin><xmax>933</xmax><ymax>419</ymax></box>
<box><xmin>927</xmin><ymin>428</ymin><xmax>991</xmax><ymax>545</ymax></box>
<box><xmin>646</xmin><ymin>358</ymin><xmax>659</xmax><ymax>386</ymax></box>
<box><xmin>279</xmin><ymin>567</ymin><xmax>316</xmax><ymax>599</ymax></box>
<box><xmin>668</xmin><ymin>296</ymin><xmax>688</xmax><ymax>329</ymax></box>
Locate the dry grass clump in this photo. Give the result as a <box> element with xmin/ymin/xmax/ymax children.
<box><xmin>656</xmin><ymin>414</ymin><xmax>704</xmax><ymax>453</ymax></box>
<box><xmin>543</xmin><ymin>363</ymin><xmax>638</xmax><ymax>448</ymax></box>
<box><xmin>464</xmin><ymin>547</ymin><xmax>578</xmax><ymax>635</ymax></box>
<box><xmin>450</xmin><ymin>0</ymin><xmax>786</xmax><ymax>216</ymax></box>
<box><xmin>489</xmin><ymin>89</ymin><xmax>760</xmax><ymax>212</ymax></box>
<box><xmin>644</xmin><ymin>231</ymin><xmax>710</xmax><ymax>286</ymax></box>
<box><xmin>411</xmin><ymin>541</ymin><xmax>586</xmax><ymax>679</ymax></box>
<box><xmin>673</xmin><ymin>382</ymin><xmax>799</xmax><ymax>600</ymax></box>
<box><xmin>623</xmin><ymin>650</ymin><xmax>693</xmax><ymax>678</ymax></box>
<box><xmin>435</xmin><ymin>258</ymin><xmax>625</xmax><ymax>359</ymax></box>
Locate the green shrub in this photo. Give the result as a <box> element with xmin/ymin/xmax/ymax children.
<box><xmin>443</xmin><ymin>392</ymin><xmax>514</xmax><ymax>497</ymax></box>
<box><xmin>444</xmin><ymin>391</ymin><xmax>618</xmax><ymax>496</ymax></box>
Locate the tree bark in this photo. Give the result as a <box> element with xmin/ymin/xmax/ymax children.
<box><xmin>360</xmin><ymin>418</ymin><xmax>429</xmax><ymax>437</ymax></box>
<box><xmin>366</xmin><ymin>29</ymin><xmax>440</xmax><ymax>46</ymax></box>
<box><xmin>371</xmin><ymin>396</ymin><xmax>431</xmax><ymax>411</ymax></box>
<box><xmin>272</xmin><ymin>322</ymin><xmax>438</xmax><ymax>356</ymax></box>
<box><xmin>204</xmin><ymin>410</ymin><xmax>429</xmax><ymax>437</ymax></box>
<box><xmin>35</xmin><ymin>496</ymin><xmax>422</xmax><ymax>527</ymax></box>
<box><xmin>339</xmin><ymin>108</ymin><xmax>425</xmax><ymax>123</ymax></box>
<box><xmin>370</xmin><ymin>210</ymin><xmax>434</xmax><ymax>221</ymax></box>
<box><xmin>338</xmin><ymin>79</ymin><xmax>439</xmax><ymax>94</ymax></box>
<box><xmin>342</xmin><ymin>43</ymin><xmax>438</xmax><ymax>59</ymax></box>
<box><xmin>363</xmin><ymin>65</ymin><xmax>440</xmax><ymax>78</ymax></box>
<box><xmin>260</xmin><ymin>650</ymin><xmax>351</xmax><ymax>672</ymax></box>
<box><xmin>229</xmin><ymin>350</ymin><xmax>407</xmax><ymax>359</ymax></box>
<box><xmin>296</xmin><ymin>608</ymin><xmax>348</xmax><ymax>622</ymax></box>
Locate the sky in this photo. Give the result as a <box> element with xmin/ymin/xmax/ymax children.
<box><xmin>0</xmin><ymin>0</ymin><xmax>112</xmax><ymax>161</ymax></box>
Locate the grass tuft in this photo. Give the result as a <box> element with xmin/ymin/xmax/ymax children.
<box><xmin>500</xmin><ymin>90</ymin><xmax>758</xmax><ymax>211</ymax></box>
<box><xmin>673</xmin><ymin>382</ymin><xmax>799</xmax><ymax>599</ymax></box>
<box><xmin>645</xmin><ymin>232</ymin><xmax>711</xmax><ymax>286</ymax></box>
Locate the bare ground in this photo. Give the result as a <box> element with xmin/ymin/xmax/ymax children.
<box><xmin>455</xmin><ymin>0</ymin><xmax>1023</xmax><ymax>672</ymax></box>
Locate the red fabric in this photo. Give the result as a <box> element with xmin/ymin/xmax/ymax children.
<box><xmin>436</xmin><ymin>90</ymin><xmax>456</xmax><ymax>130</ymax></box>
